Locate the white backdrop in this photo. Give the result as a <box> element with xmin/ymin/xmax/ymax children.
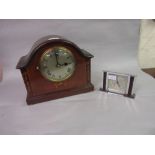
<box><xmin>0</xmin><ymin>19</ymin><xmax>155</xmax><ymax>134</ymax></box>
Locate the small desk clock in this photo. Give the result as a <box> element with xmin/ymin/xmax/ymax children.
<box><xmin>16</xmin><ymin>35</ymin><xmax>94</xmax><ymax>105</ymax></box>
<box><xmin>101</xmin><ymin>71</ymin><xmax>135</xmax><ymax>98</ymax></box>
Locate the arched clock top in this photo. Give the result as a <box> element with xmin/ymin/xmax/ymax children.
<box><xmin>16</xmin><ymin>35</ymin><xmax>94</xmax><ymax>69</ymax></box>
<box><xmin>16</xmin><ymin>35</ymin><xmax>94</xmax><ymax>104</ymax></box>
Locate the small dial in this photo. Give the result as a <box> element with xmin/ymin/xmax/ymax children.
<box><xmin>107</xmin><ymin>74</ymin><xmax>129</xmax><ymax>94</ymax></box>
<box><xmin>39</xmin><ymin>46</ymin><xmax>76</xmax><ymax>82</ymax></box>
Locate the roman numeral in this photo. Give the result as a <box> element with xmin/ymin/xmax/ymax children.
<box><xmin>67</xmin><ymin>67</ymin><xmax>71</xmax><ymax>72</ymax></box>
<box><xmin>47</xmin><ymin>70</ymin><xmax>51</xmax><ymax>76</ymax></box>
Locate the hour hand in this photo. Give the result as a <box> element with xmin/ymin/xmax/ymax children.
<box><xmin>59</xmin><ymin>62</ymin><xmax>72</xmax><ymax>66</ymax></box>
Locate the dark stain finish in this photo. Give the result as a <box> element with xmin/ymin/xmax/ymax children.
<box><xmin>16</xmin><ymin>35</ymin><xmax>94</xmax><ymax>105</ymax></box>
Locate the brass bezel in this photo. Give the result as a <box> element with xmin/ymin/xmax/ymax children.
<box><xmin>39</xmin><ymin>46</ymin><xmax>76</xmax><ymax>82</ymax></box>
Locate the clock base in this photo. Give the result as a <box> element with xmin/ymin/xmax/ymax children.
<box><xmin>26</xmin><ymin>83</ymin><xmax>94</xmax><ymax>105</ymax></box>
<box><xmin>100</xmin><ymin>88</ymin><xmax>135</xmax><ymax>98</ymax></box>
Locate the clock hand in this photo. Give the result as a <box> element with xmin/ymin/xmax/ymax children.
<box><xmin>55</xmin><ymin>52</ymin><xmax>61</xmax><ymax>67</ymax></box>
<box><xmin>59</xmin><ymin>62</ymin><xmax>72</xmax><ymax>66</ymax></box>
<box><xmin>116</xmin><ymin>77</ymin><xmax>120</xmax><ymax>88</ymax></box>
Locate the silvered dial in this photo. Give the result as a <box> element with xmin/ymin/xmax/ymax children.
<box><xmin>107</xmin><ymin>74</ymin><xmax>129</xmax><ymax>94</ymax></box>
<box><xmin>39</xmin><ymin>46</ymin><xmax>76</xmax><ymax>82</ymax></box>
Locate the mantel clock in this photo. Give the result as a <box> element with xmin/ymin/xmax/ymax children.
<box><xmin>16</xmin><ymin>35</ymin><xmax>94</xmax><ymax>105</ymax></box>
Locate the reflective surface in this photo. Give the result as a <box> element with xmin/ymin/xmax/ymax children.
<box><xmin>39</xmin><ymin>46</ymin><xmax>76</xmax><ymax>82</ymax></box>
<box><xmin>107</xmin><ymin>73</ymin><xmax>129</xmax><ymax>94</ymax></box>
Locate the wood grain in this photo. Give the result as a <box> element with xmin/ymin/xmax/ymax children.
<box><xmin>142</xmin><ymin>68</ymin><xmax>155</xmax><ymax>78</ymax></box>
<box><xmin>17</xmin><ymin>36</ymin><xmax>94</xmax><ymax>105</ymax></box>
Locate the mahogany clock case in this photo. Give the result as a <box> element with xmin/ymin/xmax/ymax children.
<box><xmin>16</xmin><ymin>35</ymin><xmax>94</xmax><ymax>105</ymax></box>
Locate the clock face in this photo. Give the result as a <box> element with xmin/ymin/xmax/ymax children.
<box><xmin>39</xmin><ymin>46</ymin><xmax>76</xmax><ymax>82</ymax></box>
<box><xmin>107</xmin><ymin>73</ymin><xmax>129</xmax><ymax>94</ymax></box>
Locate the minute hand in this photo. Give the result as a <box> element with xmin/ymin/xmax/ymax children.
<box><xmin>55</xmin><ymin>52</ymin><xmax>61</xmax><ymax>67</ymax></box>
<box><xmin>116</xmin><ymin>77</ymin><xmax>120</xmax><ymax>88</ymax></box>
